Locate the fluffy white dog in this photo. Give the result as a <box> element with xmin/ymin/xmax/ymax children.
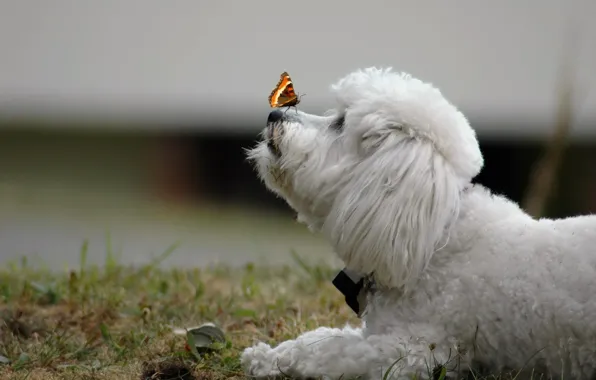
<box><xmin>242</xmin><ymin>67</ymin><xmax>596</xmax><ymax>379</ymax></box>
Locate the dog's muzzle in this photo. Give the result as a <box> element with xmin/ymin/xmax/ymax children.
<box><xmin>265</xmin><ymin>109</ymin><xmax>285</xmax><ymax>156</ymax></box>
<box><xmin>266</xmin><ymin>122</ymin><xmax>283</xmax><ymax>156</ymax></box>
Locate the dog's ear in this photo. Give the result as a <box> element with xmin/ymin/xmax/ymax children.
<box><xmin>324</xmin><ymin>134</ymin><xmax>462</xmax><ymax>292</ymax></box>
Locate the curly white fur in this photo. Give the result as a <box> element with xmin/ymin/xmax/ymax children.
<box><xmin>243</xmin><ymin>67</ymin><xmax>596</xmax><ymax>379</ymax></box>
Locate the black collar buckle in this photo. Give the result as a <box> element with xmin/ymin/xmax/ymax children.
<box><xmin>332</xmin><ymin>268</ymin><xmax>365</xmax><ymax>316</ymax></box>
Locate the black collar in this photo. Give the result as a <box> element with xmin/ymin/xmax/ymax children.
<box><xmin>332</xmin><ymin>268</ymin><xmax>375</xmax><ymax>317</ymax></box>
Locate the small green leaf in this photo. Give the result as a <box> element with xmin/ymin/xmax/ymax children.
<box><xmin>185</xmin><ymin>323</ymin><xmax>226</xmax><ymax>359</ymax></box>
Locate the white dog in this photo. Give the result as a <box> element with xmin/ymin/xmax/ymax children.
<box><xmin>242</xmin><ymin>67</ymin><xmax>596</xmax><ymax>379</ymax></box>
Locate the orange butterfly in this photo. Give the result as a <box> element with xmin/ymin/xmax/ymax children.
<box><xmin>268</xmin><ymin>72</ymin><xmax>301</xmax><ymax>108</ymax></box>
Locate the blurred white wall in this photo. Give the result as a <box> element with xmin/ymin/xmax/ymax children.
<box><xmin>0</xmin><ymin>0</ymin><xmax>594</xmax><ymax>137</ymax></box>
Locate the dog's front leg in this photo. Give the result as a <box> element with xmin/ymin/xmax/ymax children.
<box><xmin>242</xmin><ymin>325</ymin><xmax>369</xmax><ymax>379</ymax></box>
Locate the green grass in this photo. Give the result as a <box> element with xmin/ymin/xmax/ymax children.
<box><xmin>0</xmin><ymin>245</ymin><xmax>356</xmax><ymax>380</ymax></box>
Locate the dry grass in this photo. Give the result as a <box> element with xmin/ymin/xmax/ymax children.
<box><xmin>0</xmin><ymin>246</ymin><xmax>356</xmax><ymax>379</ymax></box>
<box><xmin>521</xmin><ymin>27</ymin><xmax>581</xmax><ymax>218</ymax></box>
<box><xmin>521</xmin><ymin>63</ymin><xmax>576</xmax><ymax>218</ymax></box>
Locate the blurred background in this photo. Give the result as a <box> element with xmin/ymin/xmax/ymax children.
<box><xmin>0</xmin><ymin>1</ymin><xmax>594</xmax><ymax>269</ymax></box>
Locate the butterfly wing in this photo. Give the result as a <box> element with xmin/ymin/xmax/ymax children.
<box><xmin>268</xmin><ymin>73</ymin><xmax>287</xmax><ymax>107</ymax></box>
<box><xmin>269</xmin><ymin>72</ymin><xmax>299</xmax><ymax>108</ymax></box>
<box><xmin>277</xmin><ymin>83</ymin><xmax>299</xmax><ymax>107</ymax></box>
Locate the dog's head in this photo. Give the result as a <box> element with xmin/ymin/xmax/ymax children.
<box><xmin>248</xmin><ymin>67</ymin><xmax>484</xmax><ymax>290</ymax></box>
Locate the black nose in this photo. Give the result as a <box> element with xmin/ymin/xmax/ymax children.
<box><xmin>267</xmin><ymin>109</ymin><xmax>283</xmax><ymax>124</ymax></box>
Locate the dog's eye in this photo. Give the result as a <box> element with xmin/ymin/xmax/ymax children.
<box><xmin>330</xmin><ymin>115</ymin><xmax>345</xmax><ymax>132</ymax></box>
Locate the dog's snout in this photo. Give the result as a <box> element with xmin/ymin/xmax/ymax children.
<box><xmin>267</xmin><ymin>109</ymin><xmax>284</xmax><ymax>124</ymax></box>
